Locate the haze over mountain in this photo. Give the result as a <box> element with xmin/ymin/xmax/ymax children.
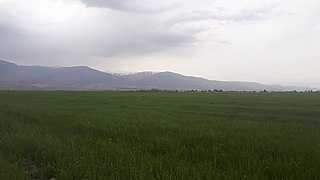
<box><xmin>0</xmin><ymin>60</ymin><xmax>314</xmax><ymax>91</ymax></box>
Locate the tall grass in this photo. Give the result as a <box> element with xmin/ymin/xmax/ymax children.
<box><xmin>0</xmin><ymin>91</ymin><xmax>319</xmax><ymax>179</ymax></box>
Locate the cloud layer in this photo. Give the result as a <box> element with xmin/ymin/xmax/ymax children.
<box><xmin>0</xmin><ymin>0</ymin><xmax>278</xmax><ymax>61</ymax></box>
<box><xmin>0</xmin><ymin>0</ymin><xmax>319</xmax><ymax>86</ymax></box>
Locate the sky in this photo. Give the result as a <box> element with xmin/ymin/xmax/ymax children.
<box><xmin>0</xmin><ymin>0</ymin><xmax>319</xmax><ymax>87</ymax></box>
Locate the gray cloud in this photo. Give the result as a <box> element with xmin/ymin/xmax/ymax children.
<box><xmin>0</xmin><ymin>0</ymin><xmax>279</xmax><ymax>66</ymax></box>
<box><xmin>83</xmin><ymin>29</ymin><xmax>194</xmax><ymax>58</ymax></box>
<box><xmin>79</xmin><ymin>0</ymin><xmax>139</xmax><ymax>12</ymax></box>
<box><xmin>0</xmin><ymin>2</ymin><xmax>194</xmax><ymax>65</ymax></box>
<box><xmin>0</xmin><ymin>0</ymin><xmax>274</xmax><ymax>64</ymax></box>
<box><xmin>1</xmin><ymin>0</ymin><xmax>319</xmax><ymax>88</ymax></box>
<box><xmin>166</xmin><ymin>4</ymin><xmax>279</xmax><ymax>24</ymax></box>
<box><xmin>78</xmin><ymin>0</ymin><xmax>176</xmax><ymax>13</ymax></box>
<box><xmin>0</xmin><ymin>21</ymin><xmax>18</xmax><ymax>36</ymax></box>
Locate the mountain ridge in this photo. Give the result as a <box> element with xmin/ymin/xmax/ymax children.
<box><xmin>0</xmin><ymin>60</ymin><xmax>316</xmax><ymax>91</ymax></box>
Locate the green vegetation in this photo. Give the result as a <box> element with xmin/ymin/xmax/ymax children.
<box><xmin>0</xmin><ymin>91</ymin><xmax>319</xmax><ymax>179</ymax></box>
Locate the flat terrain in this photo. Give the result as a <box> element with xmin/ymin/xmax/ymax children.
<box><xmin>0</xmin><ymin>91</ymin><xmax>319</xmax><ymax>179</ymax></box>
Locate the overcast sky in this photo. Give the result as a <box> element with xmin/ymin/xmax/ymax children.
<box><xmin>0</xmin><ymin>0</ymin><xmax>319</xmax><ymax>87</ymax></box>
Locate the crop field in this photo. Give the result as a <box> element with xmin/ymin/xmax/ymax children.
<box><xmin>0</xmin><ymin>91</ymin><xmax>320</xmax><ymax>179</ymax></box>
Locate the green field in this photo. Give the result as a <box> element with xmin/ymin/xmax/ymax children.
<box><xmin>0</xmin><ymin>91</ymin><xmax>319</xmax><ymax>179</ymax></box>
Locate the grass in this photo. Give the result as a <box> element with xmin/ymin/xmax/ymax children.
<box><xmin>0</xmin><ymin>91</ymin><xmax>319</xmax><ymax>179</ymax></box>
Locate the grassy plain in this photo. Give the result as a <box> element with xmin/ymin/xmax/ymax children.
<box><xmin>0</xmin><ymin>91</ymin><xmax>319</xmax><ymax>179</ymax></box>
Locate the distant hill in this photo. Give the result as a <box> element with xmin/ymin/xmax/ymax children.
<box><xmin>0</xmin><ymin>59</ymin><xmax>315</xmax><ymax>91</ymax></box>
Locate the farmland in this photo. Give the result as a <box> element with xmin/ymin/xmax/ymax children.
<box><xmin>0</xmin><ymin>91</ymin><xmax>320</xmax><ymax>179</ymax></box>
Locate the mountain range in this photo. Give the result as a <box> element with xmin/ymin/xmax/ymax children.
<box><xmin>0</xmin><ymin>60</ymin><xmax>315</xmax><ymax>91</ymax></box>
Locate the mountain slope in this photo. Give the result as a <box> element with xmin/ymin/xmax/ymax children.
<box><xmin>0</xmin><ymin>60</ymin><xmax>314</xmax><ymax>91</ymax></box>
<box><xmin>124</xmin><ymin>72</ymin><xmax>289</xmax><ymax>91</ymax></box>
<box><xmin>0</xmin><ymin>60</ymin><xmax>124</xmax><ymax>90</ymax></box>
